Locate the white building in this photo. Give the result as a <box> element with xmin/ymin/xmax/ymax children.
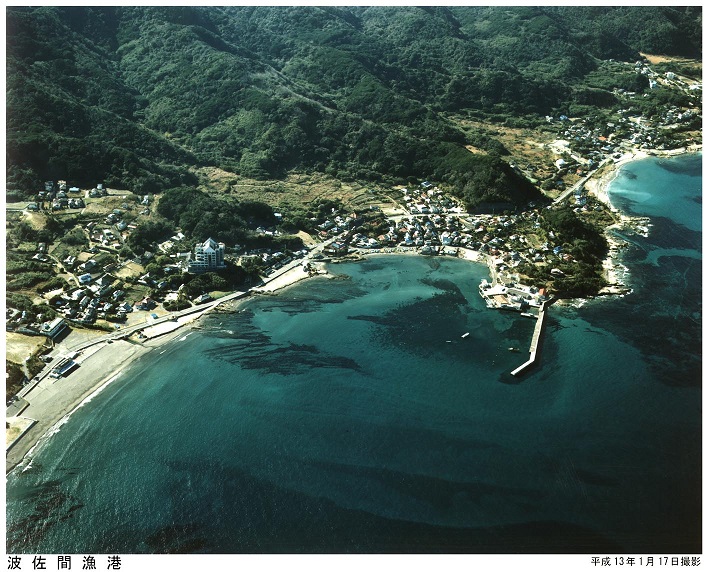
<box><xmin>188</xmin><ymin>238</ymin><xmax>227</xmax><ymax>274</ymax></box>
<box><xmin>41</xmin><ymin>317</ymin><xmax>67</xmax><ymax>339</ymax></box>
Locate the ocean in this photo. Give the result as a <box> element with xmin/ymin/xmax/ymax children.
<box><xmin>6</xmin><ymin>153</ymin><xmax>701</xmax><ymax>554</ymax></box>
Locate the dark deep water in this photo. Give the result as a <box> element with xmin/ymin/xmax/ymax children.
<box><xmin>6</xmin><ymin>154</ymin><xmax>701</xmax><ymax>554</ymax></box>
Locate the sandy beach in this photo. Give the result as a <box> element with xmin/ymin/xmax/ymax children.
<box><xmin>5</xmin><ymin>257</ymin><xmax>326</xmax><ymax>474</ymax></box>
<box><xmin>7</xmin><ymin>145</ymin><xmax>699</xmax><ymax>473</ymax></box>
<box><xmin>7</xmin><ymin>337</ymin><xmax>153</xmax><ymax>472</ymax></box>
<box><xmin>586</xmin><ymin>150</ymin><xmax>646</xmax><ymax>210</ymax></box>
<box><xmin>589</xmin><ymin>145</ymin><xmax>702</xmax><ymax>210</ymax></box>
<box><xmin>257</xmin><ymin>262</ymin><xmax>320</xmax><ymax>293</ymax></box>
<box><xmin>583</xmin><ymin>151</ymin><xmax>644</xmax><ymax>293</ymax></box>
<box><xmin>5</xmin><ymin>247</ymin><xmax>482</xmax><ymax>473</ymax></box>
<box><xmin>586</xmin><ymin>145</ymin><xmax>701</xmax><ymax>294</ymax></box>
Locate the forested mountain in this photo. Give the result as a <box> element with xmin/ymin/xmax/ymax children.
<box><xmin>6</xmin><ymin>6</ymin><xmax>702</xmax><ymax>208</ymax></box>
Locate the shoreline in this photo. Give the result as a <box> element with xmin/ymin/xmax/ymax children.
<box><xmin>585</xmin><ymin>146</ymin><xmax>700</xmax><ymax>295</ymax></box>
<box><xmin>7</xmin><ymin>146</ymin><xmax>699</xmax><ymax>474</ymax></box>
<box><xmin>7</xmin><ymin>337</ymin><xmax>155</xmax><ymax>474</ymax></box>
<box><xmin>584</xmin><ymin>152</ymin><xmax>639</xmax><ymax>294</ymax></box>
<box><xmin>5</xmin><ymin>262</ymin><xmax>319</xmax><ymax>475</ymax></box>
<box><xmin>5</xmin><ymin>249</ymin><xmax>481</xmax><ymax>474</ymax></box>
<box><xmin>5</xmin><ymin>248</ymin><xmax>489</xmax><ymax>475</ymax></box>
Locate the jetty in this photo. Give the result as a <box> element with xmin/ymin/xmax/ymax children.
<box><xmin>510</xmin><ymin>298</ymin><xmax>555</xmax><ymax>377</ymax></box>
<box><xmin>476</xmin><ymin>259</ymin><xmax>553</xmax><ymax>376</ymax></box>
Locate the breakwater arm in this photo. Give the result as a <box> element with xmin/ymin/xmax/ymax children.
<box><xmin>510</xmin><ymin>298</ymin><xmax>554</xmax><ymax>377</ymax></box>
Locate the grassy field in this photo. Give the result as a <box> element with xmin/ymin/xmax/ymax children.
<box><xmin>641</xmin><ymin>52</ymin><xmax>702</xmax><ymax>69</ymax></box>
<box><xmin>451</xmin><ymin>116</ymin><xmax>560</xmax><ymax>183</ymax></box>
<box><xmin>115</xmin><ymin>261</ymin><xmax>144</xmax><ymax>279</ymax></box>
<box><xmin>6</xmin><ymin>332</ymin><xmax>48</xmax><ymax>364</ymax></box>
<box><xmin>194</xmin><ymin>166</ymin><xmax>382</xmax><ymax>212</ymax></box>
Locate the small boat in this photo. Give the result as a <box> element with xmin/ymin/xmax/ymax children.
<box><xmin>461</xmin><ymin>332</ymin><xmax>470</xmax><ymax>338</ymax></box>
<box><xmin>520</xmin><ymin>312</ymin><xmax>535</xmax><ymax>319</ymax></box>
<box><xmin>508</xmin><ymin>347</ymin><xmax>520</xmax><ymax>352</ymax></box>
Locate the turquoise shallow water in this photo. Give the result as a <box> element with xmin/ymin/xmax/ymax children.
<box><xmin>6</xmin><ymin>155</ymin><xmax>701</xmax><ymax>554</ymax></box>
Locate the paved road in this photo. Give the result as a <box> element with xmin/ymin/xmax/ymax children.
<box><xmin>9</xmin><ymin>237</ymin><xmax>338</xmax><ymax>406</ymax></box>
<box><xmin>552</xmin><ymin>157</ymin><xmax>612</xmax><ymax>206</ymax></box>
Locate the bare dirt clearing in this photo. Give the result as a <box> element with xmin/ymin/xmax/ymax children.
<box><xmin>6</xmin><ymin>333</ymin><xmax>47</xmax><ymax>364</ymax></box>
<box><xmin>641</xmin><ymin>52</ymin><xmax>702</xmax><ymax>68</ymax></box>
<box><xmin>194</xmin><ymin>166</ymin><xmax>375</xmax><ymax>211</ymax></box>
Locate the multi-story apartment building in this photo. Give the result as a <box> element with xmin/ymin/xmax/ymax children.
<box><xmin>187</xmin><ymin>238</ymin><xmax>227</xmax><ymax>274</ymax></box>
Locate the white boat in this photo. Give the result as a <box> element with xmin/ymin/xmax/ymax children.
<box><xmin>461</xmin><ymin>332</ymin><xmax>470</xmax><ymax>338</ymax></box>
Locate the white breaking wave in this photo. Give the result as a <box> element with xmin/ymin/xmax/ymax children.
<box><xmin>10</xmin><ymin>371</ymin><xmax>124</xmax><ymax>475</ymax></box>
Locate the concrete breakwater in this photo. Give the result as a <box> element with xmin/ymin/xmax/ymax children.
<box><xmin>510</xmin><ymin>298</ymin><xmax>555</xmax><ymax>377</ymax></box>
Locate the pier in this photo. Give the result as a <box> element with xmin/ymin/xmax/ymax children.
<box><xmin>510</xmin><ymin>298</ymin><xmax>554</xmax><ymax>377</ymax></box>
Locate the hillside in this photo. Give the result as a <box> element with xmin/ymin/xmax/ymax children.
<box><xmin>6</xmin><ymin>6</ymin><xmax>702</xmax><ymax>209</ymax></box>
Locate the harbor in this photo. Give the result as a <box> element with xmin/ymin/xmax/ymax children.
<box><xmin>477</xmin><ymin>255</ymin><xmax>553</xmax><ymax>377</ymax></box>
<box><xmin>510</xmin><ymin>298</ymin><xmax>554</xmax><ymax>377</ymax></box>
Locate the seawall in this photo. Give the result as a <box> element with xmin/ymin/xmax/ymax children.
<box><xmin>510</xmin><ymin>298</ymin><xmax>554</xmax><ymax>377</ymax></box>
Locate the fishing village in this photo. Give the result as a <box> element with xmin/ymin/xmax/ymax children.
<box><xmin>6</xmin><ymin>53</ymin><xmax>702</xmax><ymax>470</ymax></box>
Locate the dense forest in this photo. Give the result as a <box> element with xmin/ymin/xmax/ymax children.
<box><xmin>6</xmin><ymin>6</ymin><xmax>702</xmax><ymax>208</ymax></box>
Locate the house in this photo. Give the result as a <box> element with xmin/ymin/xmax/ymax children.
<box><xmin>138</xmin><ymin>273</ymin><xmax>156</xmax><ymax>286</ymax></box>
<box><xmin>323</xmin><ymin>242</ymin><xmax>349</xmax><ymax>256</ymax></box>
<box><xmin>98</xmin><ymin>285</ymin><xmax>113</xmax><ymax>298</ymax></box>
<box><xmin>70</xmin><ymin>288</ymin><xmax>87</xmax><ymax>301</ymax></box>
<box><xmin>96</xmin><ymin>274</ymin><xmax>113</xmax><ymax>288</ymax></box>
<box><xmin>188</xmin><ymin>238</ymin><xmax>227</xmax><ymax>274</ymax></box>
<box><xmin>136</xmin><ymin>297</ymin><xmax>156</xmax><ymax>310</ymax></box>
<box><xmin>63</xmin><ymin>307</ymin><xmax>78</xmax><ymax>319</ymax></box>
<box><xmin>41</xmin><ymin>317</ymin><xmax>67</xmax><ymax>339</ymax></box>
<box><xmin>79</xmin><ymin>259</ymin><xmax>97</xmax><ymax>272</ymax></box>
<box><xmin>78</xmin><ymin>273</ymin><xmax>93</xmax><ymax>285</ymax></box>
